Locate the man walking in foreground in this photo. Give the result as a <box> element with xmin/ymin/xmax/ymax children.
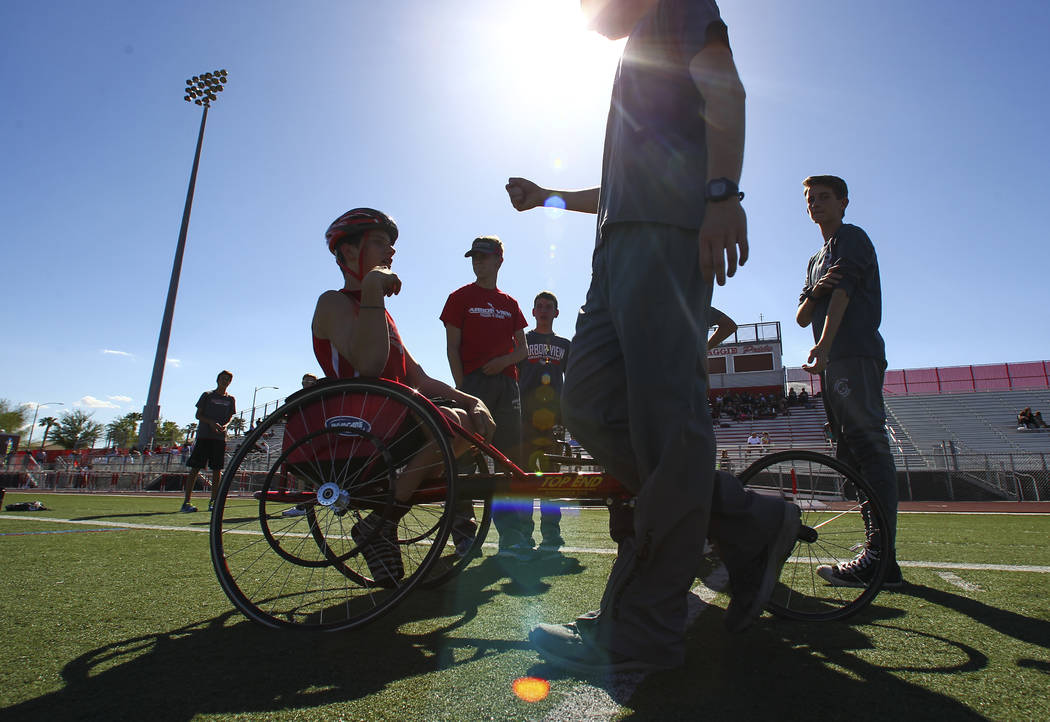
<box><xmin>505</xmin><ymin>0</ymin><xmax>800</xmax><ymax>674</ymax></box>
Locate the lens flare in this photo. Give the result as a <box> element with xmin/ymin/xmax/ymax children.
<box><xmin>513</xmin><ymin>676</ymin><xmax>550</xmax><ymax>703</ymax></box>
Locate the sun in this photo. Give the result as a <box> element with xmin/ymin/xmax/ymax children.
<box><xmin>485</xmin><ymin>1</ymin><xmax>626</xmax><ymax>172</ymax></box>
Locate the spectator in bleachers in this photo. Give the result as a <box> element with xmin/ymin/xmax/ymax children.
<box><xmin>798</xmin><ymin>388</ymin><xmax>809</xmax><ymax>407</ymax></box>
<box><xmin>746</xmin><ymin>431</ymin><xmax>762</xmax><ymax>457</ymax></box>
<box><xmin>787</xmin><ymin>387</ymin><xmax>798</xmax><ymax>406</ymax></box>
<box><xmin>796</xmin><ymin>174</ymin><xmax>902</xmax><ymax>589</ymax></box>
<box><xmin>760</xmin><ymin>432</ymin><xmax>771</xmax><ymax>447</ymax></box>
<box><xmin>1017</xmin><ymin>407</ymin><xmax>1036</xmax><ymax>429</ymax></box>
<box><xmin>823</xmin><ymin>422</ymin><xmax>835</xmax><ymax>448</ymax></box>
<box><xmin>1035</xmin><ymin>411</ymin><xmax>1048</xmax><ymax>428</ymax></box>
<box><xmin>718</xmin><ymin>449</ymin><xmax>733</xmax><ymax>474</ymax></box>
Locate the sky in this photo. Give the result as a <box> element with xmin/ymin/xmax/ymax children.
<box><xmin>2</xmin><ymin>0</ymin><xmax>1048</xmax><ymax>433</ymax></box>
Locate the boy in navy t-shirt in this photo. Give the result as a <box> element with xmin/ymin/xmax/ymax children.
<box><xmin>796</xmin><ymin>174</ymin><xmax>902</xmax><ymax>589</ymax></box>
<box><xmin>517</xmin><ymin>291</ymin><xmax>572</xmax><ymax>554</ymax></box>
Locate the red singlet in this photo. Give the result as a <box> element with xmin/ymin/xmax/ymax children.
<box><xmin>312</xmin><ymin>289</ymin><xmax>408</xmax><ymax>383</ymax></box>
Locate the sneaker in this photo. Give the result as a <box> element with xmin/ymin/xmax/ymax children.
<box><xmin>350</xmin><ymin>513</ymin><xmax>404</xmax><ymax>587</ymax></box>
<box><xmin>496</xmin><ymin>543</ymin><xmax>535</xmax><ymax>562</ymax></box>
<box><xmin>537</xmin><ymin>539</ymin><xmax>564</xmax><ymax>558</ymax></box>
<box><xmin>179</xmin><ymin>503</ymin><xmax>197</xmax><ymax>513</ymax></box>
<box><xmin>529</xmin><ymin>622</ymin><xmax>675</xmax><ymax>676</ymax></box>
<box><xmin>454</xmin><ymin>536</ymin><xmax>475</xmax><ymax>558</ymax></box>
<box><xmin>451</xmin><ymin>515</ymin><xmax>477</xmax><ymax>555</ymax></box>
<box><xmin>281</xmin><ymin>506</ymin><xmax>307</xmax><ymax>517</ymax></box>
<box><xmin>724</xmin><ymin>502</ymin><xmax>802</xmax><ymax>633</ymax></box>
<box><xmin>817</xmin><ymin>548</ymin><xmax>904</xmax><ymax>589</ymax></box>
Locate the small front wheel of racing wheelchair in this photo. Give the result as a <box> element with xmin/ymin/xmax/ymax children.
<box><xmin>738</xmin><ymin>450</ymin><xmax>891</xmax><ymax>622</ymax></box>
<box><xmin>209</xmin><ymin>378</ymin><xmax>458</xmax><ymax>631</ymax></box>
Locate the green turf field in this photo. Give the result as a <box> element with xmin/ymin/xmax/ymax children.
<box><xmin>1</xmin><ymin>491</ymin><xmax>1047</xmax><ymax>721</ymax></box>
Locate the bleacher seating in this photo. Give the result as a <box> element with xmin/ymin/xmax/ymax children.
<box><xmin>884</xmin><ymin>389</ymin><xmax>1050</xmax><ymax>457</ymax></box>
<box><xmin>713</xmin><ymin>404</ymin><xmax>829</xmax><ymax>452</ymax></box>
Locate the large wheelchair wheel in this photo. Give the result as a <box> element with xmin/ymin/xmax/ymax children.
<box><xmin>738</xmin><ymin>450</ymin><xmax>889</xmax><ymax>622</ymax></box>
<box><xmin>210</xmin><ymin>378</ymin><xmax>457</xmax><ymax>631</ymax></box>
<box><xmin>419</xmin><ymin>491</ymin><xmax>493</xmax><ymax>589</ymax></box>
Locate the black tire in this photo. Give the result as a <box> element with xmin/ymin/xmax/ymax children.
<box><xmin>419</xmin><ymin>494</ymin><xmax>493</xmax><ymax>589</ymax></box>
<box><xmin>738</xmin><ymin>450</ymin><xmax>889</xmax><ymax>622</ymax></box>
<box><xmin>210</xmin><ymin>378</ymin><xmax>457</xmax><ymax>631</ymax></box>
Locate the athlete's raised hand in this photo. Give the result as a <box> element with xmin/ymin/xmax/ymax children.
<box><xmin>362</xmin><ymin>267</ymin><xmax>402</xmax><ymax>298</ymax></box>
<box><xmin>506</xmin><ymin>177</ymin><xmax>548</xmax><ymax>212</ymax></box>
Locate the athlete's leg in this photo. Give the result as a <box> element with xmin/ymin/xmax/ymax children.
<box><xmin>825</xmin><ymin>357</ymin><xmax>898</xmax><ymax>553</ymax></box>
<box><xmin>562</xmin><ymin>224</ymin><xmax>716</xmax><ymax>666</ymax></box>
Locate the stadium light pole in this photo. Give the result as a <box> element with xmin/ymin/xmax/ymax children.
<box><xmin>249</xmin><ymin>386</ymin><xmax>278</xmax><ymax>430</ymax></box>
<box><xmin>26</xmin><ymin>401</ymin><xmax>63</xmax><ymax>449</ymax></box>
<box><xmin>138</xmin><ymin>69</ymin><xmax>228</xmax><ymax>451</ymax></box>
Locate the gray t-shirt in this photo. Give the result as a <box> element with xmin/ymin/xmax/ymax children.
<box><xmin>802</xmin><ymin>223</ymin><xmax>886</xmax><ymax>362</ymax></box>
<box><xmin>597</xmin><ymin>0</ymin><xmax>724</xmax><ymax>239</ymax></box>
<box><xmin>196</xmin><ymin>391</ymin><xmax>236</xmax><ymax>440</ymax></box>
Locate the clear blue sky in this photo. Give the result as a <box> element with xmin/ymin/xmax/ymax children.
<box><xmin>3</xmin><ymin>0</ymin><xmax>1047</xmax><ymax>431</ymax></box>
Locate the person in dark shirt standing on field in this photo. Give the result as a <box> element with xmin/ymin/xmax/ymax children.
<box><xmin>796</xmin><ymin>174</ymin><xmax>903</xmax><ymax>589</ymax></box>
<box><xmin>518</xmin><ymin>291</ymin><xmax>572</xmax><ymax>555</ymax></box>
<box><xmin>182</xmin><ymin>370</ymin><xmax>236</xmax><ymax>513</ymax></box>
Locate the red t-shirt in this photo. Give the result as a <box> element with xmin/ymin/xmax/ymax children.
<box><xmin>440</xmin><ymin>283</ymin><xmax>527</xmax><ymax>380</ymax></box>
<box><xmin>312</xmin><ymin>289</ymin><xmax>408</xmax><ymax>383</ymax></box>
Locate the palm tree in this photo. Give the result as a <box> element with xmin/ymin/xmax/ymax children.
<box><xmin>38</xmin><ymin>416</ymin><xmax>59</xmax><ymax>448</ymax></box>
<box><xmin>156</xmin><ymin>420</ymin><xmax>184</xmax><ymax>447</ymax></box>
<box><xmin>52</xmin><ymin>410</ymin><xmax>104</xmax><ymax>450</ymax></box>
<box><xmin>183</xmin><ymin>422</ymin><xmax>198</xmax><ymax>442</ymax></box>
<box><xmin>228</xmin><ymin>416</ymin><xmax>246</xmax><ymax>435</ymax></box>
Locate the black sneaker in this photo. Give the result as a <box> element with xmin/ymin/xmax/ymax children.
<box><xmin>817</xmin><ymin>548</ymin><xmax>904</xmax><ymax>589</ymax></box>
<box><xmin>351</xmin><ymin>513</ymin><xmax>404</xmax><ymax>588</ymax></box>
<box><xmin>724</xmin><ymin>502</ymin><xmax>802</xmax><ymax>632</ymax></box>
<box><xmin>529</xmin><ymin>622</ymin><xmax>675</xmax><ymax>676</ymax></box>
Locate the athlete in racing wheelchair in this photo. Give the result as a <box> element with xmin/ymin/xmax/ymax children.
<box><xmin>309</xmin><ymin>208</ymin><xmax>496</xmax><ymax>586</ymax></box>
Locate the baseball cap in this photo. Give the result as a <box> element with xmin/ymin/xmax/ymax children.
<box><xmin>465</xmin><ymin>236</ymin><xmax>504</xmax><ymax>258</ymax></box>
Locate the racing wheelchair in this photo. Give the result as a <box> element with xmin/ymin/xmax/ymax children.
<box><xmin>209</xmin><ymin>378</ymin><xmax>891</xmax><ymax>631</ymax></box>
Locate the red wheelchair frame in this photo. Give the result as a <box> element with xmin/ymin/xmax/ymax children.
<box><xmin>209</xmin><ymin>377</ymin><xmax>889</xmax><ymax>632</ymax></box>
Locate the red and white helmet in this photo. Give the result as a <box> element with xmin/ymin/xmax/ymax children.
<box><xmin>325</xmin><ymin>208</ymin><xmax>398</xmax><ymax>254</ymax></box>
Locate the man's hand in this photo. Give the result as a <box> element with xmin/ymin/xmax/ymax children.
<box><xmin>810</xmin><ymin>263</ymin><xmax>842</xmax><ymax>299</ymax></box>
<box><xmin>802</xmin><ymin>343</ymin><xmax>829</xmax><ymax>375</ymax></box>
<box><xmin>480</xmin><ymin>358</ymin><xmax>506</xmax><ymax>375</ymax></box>
<box><xmin>699</xmin><ymin>201</ymin><xmax>748</xmax><ymax>286</ymax></box>
<box><xmin>506</xmin><ymin>177</ymin><xmax>548</xmax><ymax>212</ymax></box>
<box><xmin>362</xmin><ymin>267</ymin><xmax>402</xmax><ymax>298</ymax></box>
<box><xmin>466</xmin><ymin>398</ymin><xmax>496</xmax><ymax>442</ymax></box>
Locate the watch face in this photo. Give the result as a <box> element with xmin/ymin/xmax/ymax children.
<box><xmin>709</xmin><ymin>180</ymin><xmax>727</xmax><ymax>196</ymax></box>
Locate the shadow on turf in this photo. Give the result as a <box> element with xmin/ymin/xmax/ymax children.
<box><xmin>897</xmin><ymin>582</ymin><xmax>1050</xmax><ymax>651</ymax></box>
<box><xmin>70</xmin><ymin>512</ymin><xmax>182</xmax><ymax>521</ymax></box>
<box><xmin>528</xmin><ymin>598</ymin><xmax>993</xmax><ymax>720</ymax></box>
<box><xmin>3</xmin><ymin>552</ymin><xmax>587</xmax><ymax>720</ymax></box>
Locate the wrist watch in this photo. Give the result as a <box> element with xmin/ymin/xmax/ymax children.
<box><xmin>705</xmin><ymin>177</ymin><xmax>745</xmax><ymax>202</ymax></box>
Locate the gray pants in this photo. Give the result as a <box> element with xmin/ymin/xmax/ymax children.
<box><xmin>459</xmin><ymin>370</ymin><xmax>532</xmax><ymax>547</ymax></box>
<box><xmin>822</xmin><ymin>357</ymin><xmax>898</xmax><ymax>552</ymax></box>
<box><xmin>562</xmin><ymin>223</ymin><xmax>787</xmax><ymax>666</ymax></box>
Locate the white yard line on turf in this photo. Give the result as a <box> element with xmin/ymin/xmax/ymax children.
<box><xmin>3</xmin><ymin>515</ymin><xmax>1049</xmax><ymax>575</ymax></box>
<box><xmin>935</xmin><ymin>571</ymin><xmax>984</xmax><ymax>592</ymax></box>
